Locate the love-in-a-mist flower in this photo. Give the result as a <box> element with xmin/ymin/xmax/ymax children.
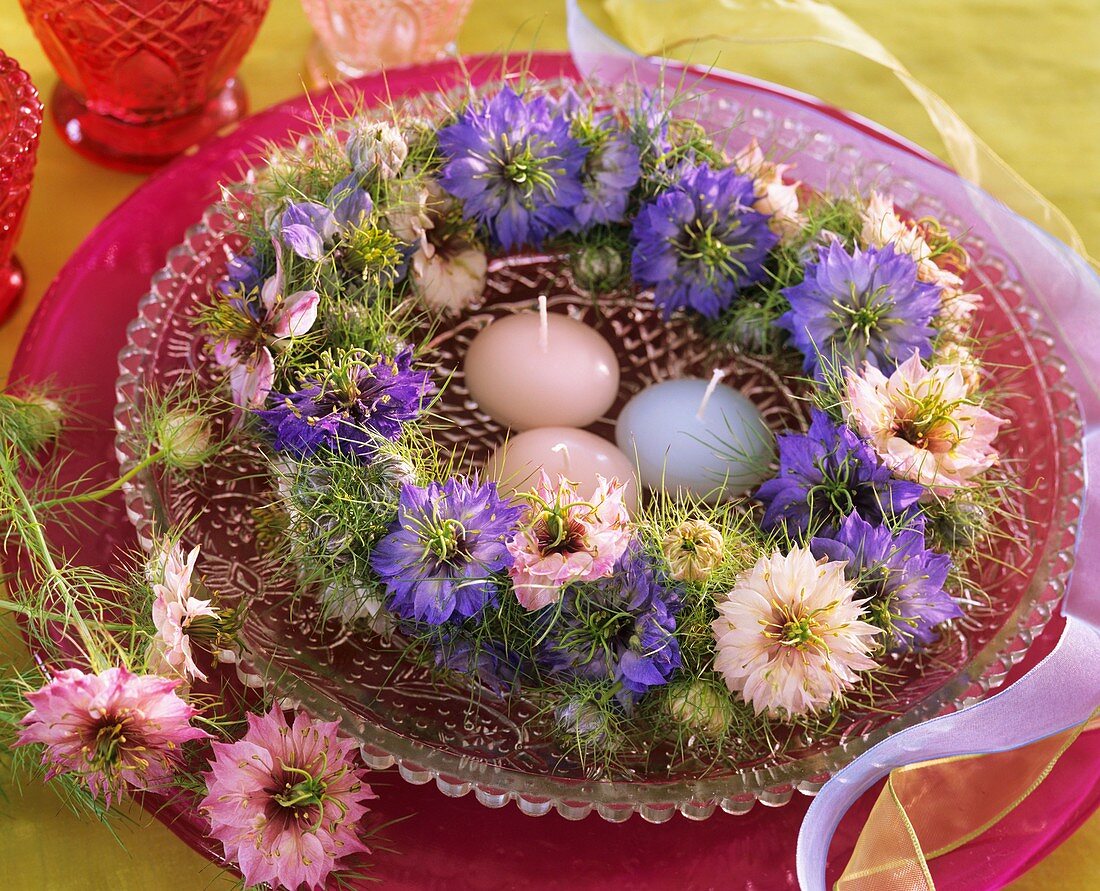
<box><xmin>371</xmin><ymin>476</ymin><xmax>525</xmax><ymax>624</ymax></box>
<box><xmin>711</xmin><ymin>547</ymin><xmax>880</xmax><ymax>717</ymax></box>
<box><xmin>506</xmin><ymin>473</ymin><xmax>632</xmax><ymax>611</ymax></box>
<box><xmin>631</xmin><ymin>161</ymin><xmax>778</xmax><ymax>318</ymax></box>
<box><xmin>811</xmin><ymin>512</ymin><xmax>961</xmax><ymax>651</ymax></box>
<box><xmin>844</xmin><ymin>351</ymin><xmax>1005</xmax><ymax>493</ymax></box>
<box><xmin>777</xmin><ymin>242</ymin><xmax>940</xmax><ymax>378</ymax></box>
<box><xmin>542</xmin><ymin>544</ymin><xmax>682</xmax><ymax>706</ymax></box>
<box><xmin>660</xmin><ymin>518</ymin><xmax>724</xmax><ymax>582</ymax></box>
<box><xmin>408</xmin><ymin>180</ymin><xmax>488</xmax><ymax>314</ymax></box>
<box><xmin>201</xmin><ymin>707</ymin><xmax>376</xmax><ymax>891</ymax></box>
<box><xmin>210</xmin><ymin>244</ymin><xmax>319</xmax><ymax>409</ymax></box>
<box><xmin>733</xmin><ymin>139</ymin><xmax>805</xmax><ymax>237</ymax></box>
<box><xmin>16</xmin><ymin>667</ymin><xmax>208</xmax><ymax>803</ymax></box>
<box><xmin>438</xmin><ymin>87</ymin><xmax>587</xmax><ymax>249</ymax></box>
<box><xmin>256</xmin><ymin>346</ymin><xmax>433</xmax><ymax>460</ymax></box>
<box><xmin>150</xmin><ymin>541</ymin><xmax>218</xmax><ymax>682</ymax></box>
<box><xmin>756</xmin><ymin>408</ymin><xmax>924</xmax><ymax>538</ymax></box>
<box><xmin>562</xmin><ymin>98</ymin><xmax>641</xmax><ymax>228</ymax></box>
<box><xmin>279</xmin><ymin>175</ymin><xmax>374</xmax><ymax>261</ymax></box>
<box><xmin>346</xmin><ymin>119</ymin><xmax>408</xmax><ymax>179</ymax></box>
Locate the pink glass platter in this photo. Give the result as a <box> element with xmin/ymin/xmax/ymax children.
<box><xmin>9</xmin><ymin>54</ymin><xmax>1100</xmax><ymax>889</ymax></box>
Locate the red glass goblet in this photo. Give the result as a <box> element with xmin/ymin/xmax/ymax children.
<box><xmin>0</xmin><ymin>50</ymin><xmax>43</xmax><ymax>324</ymax></box>
<box><xmin>17</xmin><ymin>0</ymin><xmax>271</xmax><ymax>172</ymax></box>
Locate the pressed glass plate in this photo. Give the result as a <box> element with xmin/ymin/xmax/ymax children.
<box><xmin>115</xmin><ymin>81</ymin><xmax>1084</xmax><ymax>823</ymax></box>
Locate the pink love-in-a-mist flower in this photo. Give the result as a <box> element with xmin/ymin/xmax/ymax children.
<box><xmin>149</xmin><ymin>541</ymin><xmax>218</xmax><ymax>682</ymax></box>
<box><xmin>210</xmin><ymin>242</ymin><xmax>319</xmax><ymax>409</ymax></box>
<box><xmin>733</xmin><ymin>139</ymin><xmax>805</xmax><ymax>237</ymax></box>
<box><xmin>506</xmin><ymin>473</ymin><xmax>632</xmax><ymax>611</ymax></box>
<box><xmin>15</xmin><ymin>666</ymin><xmax>208</xmax><ymax>804</ymax></box>
<box><xmin>844</xmin><ymin>350</ymin><xmax>1005</xmax><ymax>494</ymax></box>
<box><xmin>201</xmin><ymin>707</ymin><xmax>376</xmax><ymax>891</ymax></box>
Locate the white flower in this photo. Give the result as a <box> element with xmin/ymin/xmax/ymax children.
<box><xmin>412</xmin><ymin>242</ymin><xmax>488</xmax><ymax>314</ymax></box>
<box><xmin>346</xmin><ymin>120</ymin><xmax>408</xmax><ymax>179</ymax></box>
<box><xmin>661</xmin><ymin>519</ymin><xmax>724</xmax><ymax>582</ymax></box>
<box><xmin>150</xmin><ymin>542</ymin><xmax>217</xmax><ymax>682</ymax></box>
<box><xmin>712</xmin><ymin>546</ymin><xmax>880</xmax><ymax>717</ymax></box>
<box><xmin>733</xmin><ymin>140</ymin><xmax>805</xmax><ymax>237</ymax></box>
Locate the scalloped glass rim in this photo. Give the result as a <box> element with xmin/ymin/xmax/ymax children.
<box><xmin>114</xmin><ymin>93</ymin><xmax>1086</xmax><ymax>824</ymax></box>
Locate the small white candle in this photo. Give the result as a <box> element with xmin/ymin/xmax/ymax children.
<box><xmin>615</xmin><ymin>376</ymin><xmax>775</xmax><ymax>501</ymax></box>
<box><xmin>463</xmin><ymin>300</ymin><xmax>620</xmax><ymax>431</ymax></box>
<box><xmin>485</xmin><ymin>426</ymin><xmax>639</xmax><ymax>510</ymax></box>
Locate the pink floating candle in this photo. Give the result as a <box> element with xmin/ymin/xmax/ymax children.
<box><xmin>485</xmin><ymin>426</ymin><xmax>639</xmax><ymax>511</ymax></box>
<box><xmin>463</xmin><ymin>297</ymin><xmax>620</xmax><ymax>431</ymax></box>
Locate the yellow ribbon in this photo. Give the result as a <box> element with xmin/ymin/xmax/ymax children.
<box><xmin>599</xmin><ymin>0</ymin><xmax>1095</xmax><ymax>265</ymax></box>
<box><xmin>836</xmin><ymin>711</ymin><xmax>1100</xmax><ymax>890</ymax></box>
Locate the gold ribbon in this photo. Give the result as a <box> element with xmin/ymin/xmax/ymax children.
<box><xmin>836</xmin><ymin>711</ymin><xmax>1100</xmax><ymax>890</ymax></box>
<box><xmin>598</xmin><ymin>0</ymin><xmax>1095</xmax><ymax>265</ymax></box>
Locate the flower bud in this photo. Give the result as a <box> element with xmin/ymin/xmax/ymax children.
<box><xmin>933</xmin><ymin>500</ymin><xmax>989</xmax><ymax>550</ymax></box>
<box><xmin>666</xmin><ymin>680</ymin><xmax>732</xmax><ymax>738</ymax></box>
<box><xmin>572</xmin><ymin>244</ymin><xmax>625</xmax><ymax>293</ymax></box>
<box><xmin>156</xmin><ymin>409</ymin><xmax>212</xmax><ymax>469</ymax></box>
<box><xmin>11</xmin><ymin>393</ymin><xmax>64</xmax><ymax>450</ymax></box>
<box><xmin>346</xmin><ymin>121</ymin><xmax>408</xmax><ymax>180</ymax></box>
<box><xmin>661</xmin><ymin>519</ymin><xmax>724</xmax><ymax>582</ymax></box>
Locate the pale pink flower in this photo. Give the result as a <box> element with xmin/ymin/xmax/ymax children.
<box><xmin>844</xmin><ymin>351</ymin><xmax>1005</xmax><ymax>493</ymax></box>
<box><xmin>407</xmin><ymin>181</ymin><xmax>487</xmax><ymax>313</ymax></box>
<box><xmin>150</xmin><ymin>542</ymin><xmax>218</xmax><ymax>682</ymax></box>
<box><xmin>506</xmin><ymin>473</ymin><xmax>632</xmax><ymax>611</ymax></box>
<box><xmin>202</xmin><ymin>707</ymin><xmax>376</xmax><ymax>891</ymax></box>
<box><xmin>16</xmin><ymin>666</ymin><xmax>207</xmax><ymax>804</ymax></box>
<box><xmin>712</xmin><ymin>547</ymin><xmax>880</xmax><ymax>717</ymax></box>
<box><xmin>733</xmin><ymin>139</ymin><xmax>805</xmax><ymax>237</ymax></box>
<box><xmin>211</xmin><ymin>243</ymin><xmax>319</xmax><ymax>409</ymax></box>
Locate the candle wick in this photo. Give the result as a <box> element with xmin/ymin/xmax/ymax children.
<box><xmin>696</xmin><ymin>369</ymin><xmax>727</xmax><ymax>421</ymax></box>
<box><xmin>551</xmin><ymin>442</ymin><xmax>572</xmax><ymax>475</ymax></box>
<box><xmin>537</xmin><ymin>295</ymin><xmax>549</xmax><ymax>352</ymax></box>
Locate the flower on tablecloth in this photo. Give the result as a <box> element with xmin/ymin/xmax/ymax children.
<box><xmin>201</xmin><ymin>706</ymin><xmax>375</xmax><ymax>891</ymax></box>
<box><xmin>16</xmin><ymin>667</ymin><xmax>208</xmax><ymax>803</ymax></box>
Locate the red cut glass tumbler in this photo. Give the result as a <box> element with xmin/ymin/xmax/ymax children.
<box><xmin>0</xmin><ymin>50</ymin><xmax>43</xmax><ymax>324</ymax></box>
<box><xmin>17</xmin><ymin>0</ymin><xmax>271</xmax><ymax>172</ymax></box>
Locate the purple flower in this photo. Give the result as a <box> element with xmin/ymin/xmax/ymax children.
<box><xmin>631</xmin><ymin>162</ymin><xmax>778</xmax><ymax>318</ymax></box>
<box><xmin>278</xmin><ymin>175</ymin><xmax>374</xmax><ymax>261</ymax></box>
<box><xmin>255</xmin><ymin>346</ymin><xmax>432</xmax><ymax>459</ymax></box>
<box><xmin>371</xmin><ymin>477</ymin><xmax>525</xmax><ymax>625</ymax></box>
<box><xmin>570</xmin><ymin>112</ymin><xmax>641</xmax><ymax>228</ymax></box>
<box><xmin>216</xmin><ymin>252</ymin><xmax>267</xmax><ymax>297</ymax></box>
<box><xmin>810</xmin><ymin>512</ymin><xmax>961</xmax><ymax>650</ymax></box>
<box><xmin>438</xmin><ymin>87</ymin><xmax>587</xmax><ymax>249</ymax></box>
<box><xmin>756</xmin><ymin>409</ymin><xmax>924</xmax><ymax>538</ymax></box>
<box><xmin>432</xmin><ymin>632</ymin><xmax>524</xmax><ymax>694</ymax></box>
<box><xmin>777</xmin><ymin>242</ymin><xmax>940</xmax><ymax>378</ymax></box>
<box><xmin>542</xmin><ymin>544</ymin><xmax>682</xmax><ymax>707</ymax></box>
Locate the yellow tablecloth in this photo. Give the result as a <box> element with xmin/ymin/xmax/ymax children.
<box><xmin>0</xmin><ymin>1</ymin><xmax>1097</xmax><ymax>887</ymax></box>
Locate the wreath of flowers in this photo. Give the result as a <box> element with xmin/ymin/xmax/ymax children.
<box><xmin>0</xmin><ymin>76</ymin><xmax>1017</xmax><ymax>891</ymax></box>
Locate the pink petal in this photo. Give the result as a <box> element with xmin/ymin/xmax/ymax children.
<box><xmin>273</xmin><ymin>290</ymin><xmax>320</xmax><ymax>339</ymax></box>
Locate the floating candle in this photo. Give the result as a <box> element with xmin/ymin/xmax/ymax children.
<box><xmin>485</xmin><ymin>426</ymin><xmax>639</xmax><ymax>510</ymax></box>
<box><xmin>615</xmin><ymin>373</ymin><xmax>775</xmax><ymax>501</ymax></box>
<box><xmin>463</xmin><ymin>297</ymin><xmax>620</xmax><ymax>431</ymax></box>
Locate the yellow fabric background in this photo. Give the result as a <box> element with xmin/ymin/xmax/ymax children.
<box><xmin>0</xmin><ymin>0</ymin><xmax>1096</xmax><ymax>887</ymax></box>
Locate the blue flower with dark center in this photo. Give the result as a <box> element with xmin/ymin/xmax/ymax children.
<box><xmin>810</xmin><ymin>511</ymin><xmax>961</xmax><ymax>651</ymax></box>
<box><xmin>371</xmin><ymin>476</ymin><xmax>525</xmax><ymax>625</ymax></box>
<box><xmin>438</xmin><ymin>87</ymin><xmax>587</xmax><ymax>250</ymax></box>
<box><xmin>216</xmin><ymin>252</ymin><xmax>267</xmax><ymax>297</ymax></box>
<box><xmin>631</xmin><ymin>162</ymin><xmax>778</xmax><ymax>318</ymax></box>
<box><xmin>756</xmin><ymin>409</ymin><xmax>924</xmax><ymax>538</ymax></box>
<box><xmin>777</xmin><ymin>241</ymin><xmax>940</xmax><ymax>378</ymax></box>
<box><xmin>255</xmin><ymin>346</ymin><xmax>432</xmax><ymax>460</ymax></box>
<box><xmin>542</xmin><ymin>544</ymin><xmax>682</xmax><ymax>707</ymax></box>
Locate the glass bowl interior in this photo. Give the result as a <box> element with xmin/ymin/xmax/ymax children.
<box><xmin>114</xmin><ymin>76</ymin><xmax>1085</xmax><ymax>822</ymax></box>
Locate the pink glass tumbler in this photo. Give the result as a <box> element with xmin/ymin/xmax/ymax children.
<box><xmin>0</xmin><ymin>50</ymin><xmax>43</xmax><ymax>324</ymax></box>
<box><xmin>17</xmin><ymin>0</ymin><xmax>271</xmax><ymax>172</ymax></box>
<box><xmin>300</xmin><ymin>0</ymin><xmax>473</xmax><ymax>86</ymax></box>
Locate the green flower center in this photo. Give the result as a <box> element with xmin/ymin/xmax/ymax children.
<box><xmin>681</xmin><ymin>219</ymin><xmax>749</xmax><ymax>282</ymax></box>
<box><xmin>425</xmin><ymin>517</ymin><xmax>469</xmax><ymax>564</ymax></box>
<box><xmin>274</xmin><ymin>765</ymin><xmax>328</xmax><ymax>811</ymax></box>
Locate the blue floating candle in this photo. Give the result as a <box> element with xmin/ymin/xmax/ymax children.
<box><xmin>615</xmin><ymin>372</ymin><xmax>775</xmax><ymax>501</ymax></box>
